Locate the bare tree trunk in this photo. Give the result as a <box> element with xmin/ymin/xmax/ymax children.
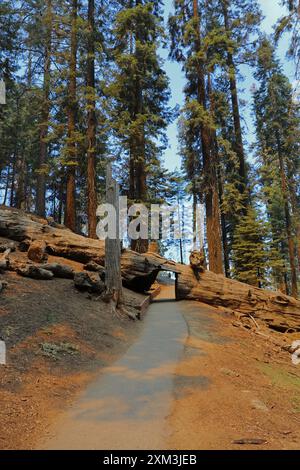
<box><xmin>2</xmin><ymin>165</ymin><xmax>10</xmax><ymax>206</ymax></box>
<box><xmin>276</xmin><ymin>131</ymin><xmax>298</xmax><ymax>298</ymax></box>
<box><xmin>128</xmin><ymin>27</ymin><xmax>135</xmax><ymax>204</ymax></box>
<box><xmin>36</xmin><ymin>0</ymin><xmax>52</xmax><ymax>217</ymax></box>
<box><xmin>192</xmin><ymin>191</ymin><xmax>197</xmax><ymax>249</ymax></box>
<box><xmin>10</xmin><ymin>154</ymin><xmax>16</xmax><ymax>207</ymax></box>
<box><xmin>129</xmin><ymin>145</ymin><xmax>135</xmax><ymax>201</ymax></box>
<box><xmin>217</xmin><ymin>162</ymin><xmax>230</xmax><ymax>277</ymax></box>
<box><xmin>86</xmin><ymin>0</ymin><xmax>97</xmax><ymax>239</ymax></box>
<box><xmin>222</xmin><ymin>0</ymin><xmax>248</xmax><ymax>210</ymax></box>
<box><xmin>65</xmin><ymin>0</ymin><xmax>78</xmax><ymax>232</ymax></box>
<box><xmin>130</xmin><ymin>0</ymin><xmax>148</xmax><ymax>254</ymax></box>
<box><xmin>15</xmin><ymin>153</ymin><xmax>26</xmax><ymax>210</ymax></box>
<box><xmin>58</xmin><ymin>176</ymin><xmax>64</xmax><ymax>224</ymax></box>
<box><xmin>193</xmin><ymin>1</ymin><xmax>223</xmax><ymax>274</ymax></box>
<box><xmin>105</xmin><ymin>163</ymin><xmax>124</xmax><ymax>312</ymax></box>
<box><xmin>208</xmin><ymin>74</ymin><xmax>229</xmax><ymax>276</ymax></box>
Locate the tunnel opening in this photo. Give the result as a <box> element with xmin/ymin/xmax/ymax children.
<box><xmin>150</xmin><ymin>270</ymin><xmax>177</xmax><ymax>302</ymax></box>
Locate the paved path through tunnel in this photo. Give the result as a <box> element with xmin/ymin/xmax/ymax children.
<box><xmin>40</xmin><ymin>286</ymin><xmax>188</xmax><ymax>450</ymax></box>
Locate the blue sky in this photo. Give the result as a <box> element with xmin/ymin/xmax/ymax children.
<box><xmin>162</xmin><ymin>0</ymin><xmax>295</xmax><ymax>172</ymax></box>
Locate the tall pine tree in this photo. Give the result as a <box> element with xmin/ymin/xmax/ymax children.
<box><xmin>109</xmin><ymin>0</ymin><xmax>172</xmax><ymax>252</ymax></box>
<box><xmin>253</xmin><ymin>39</ymin><xmax>299</xmax><ymax>297</ymax></box>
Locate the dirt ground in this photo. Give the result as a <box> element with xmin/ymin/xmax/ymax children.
<box><xmin>1</xmin><ymin>249</ymin><xmax>300</xmax><ymax>450</ymax></box>
<box><xmin>0</xmin><ymin>256</ymin><xmax>146</xmax><ymax>450</ymax></box>
<box><xmin>168</xmin><ymin>301</ymin><xmax>300</xmax><ymax>450</ymax></box>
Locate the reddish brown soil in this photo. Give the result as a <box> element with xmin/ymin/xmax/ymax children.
<box><xmin>0</xmin><ymin>262</ymin><xmax>145</xmax><ymax>450</ymax></box>
<box><xmin>168</xmin><ymin>301</ymin><xmax>300</xmax><ymax>450</ymax></box>
<box><xmin>1</xmin><ymin>251</ymin><xmax>300</xmax><ymax>450</ymax></box>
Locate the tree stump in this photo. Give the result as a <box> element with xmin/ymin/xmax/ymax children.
<box><xmin>104</xmin><ymin>163</ymin><xmax>124</xmax><ymax>315</ymax></box>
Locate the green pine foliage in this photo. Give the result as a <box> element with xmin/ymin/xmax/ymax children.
<box><xmin>253</xmin><ymin>38</ymin><xmax>300</xmax><ymax>294</ymax></box>
<box><xmin>108</xmin><ymin>0</ymin><xmax>172</xmax><ymax>206</ymax></box>
<box><xmin>231</xmin><ymin>208</ymin><xmax>268</xmax><ymax>287</ymax></box>
<box><xmin>275</xmin><ymin>0</ymin><xmax>300</xmax><ymax>77</ymax></box>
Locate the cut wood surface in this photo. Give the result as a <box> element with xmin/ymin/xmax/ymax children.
<box><xmin>1</xmin><ymin>206</ymin><xmax>299</xmax><ymax>332</ymax></box>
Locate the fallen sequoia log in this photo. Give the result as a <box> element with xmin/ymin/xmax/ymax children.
<box><xmin>176</xmin><ymin>265</ymin><xmax>300</xmax><ymax>332</ymax></box>
<box><xmin>0</xmin><ymin>206</ymin><xmax>178</xmax><ymax>291</ymax></box>
<box><xmin>0</xmin><ymin>206</ymin><xmax>106</xmax><ymax>264</ymax></box>
<box><xmin>1</xmin><ymin>206</ymin><xmax>299</xmax><ymax>331</ymax></box>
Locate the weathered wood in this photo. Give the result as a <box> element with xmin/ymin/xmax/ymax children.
<box><xmin>176</xmin><ymin>265</ymin><xmax>300</xmax><ymax>332</ymax></box>
<box><xmin>121</xmin><ymin>250</ymin><xmax>180</xmax><ymax>292</ymax></box>
<box><xmin>0</xmin><ymin>241</ymin><xmax>16</xmax><ymax>253</ymax></box>
<box><xmin>104</xmin><ymin>163</ymin><xmax>123</xmax><ymax>309</ymax></box>
<box><xmin>0</xmin><ymin>280</ymin><xmax>8</xmax><ymax>293</ymax></box>
<box><xmin>17</xmin><ymin>265</ymin><xmax>54</xmax><ymax>280</ymax></box>
<box><xmin>28</xmin><ymin>240</ymin><xmax>48</xmax><ymax>263</ymax></box>
<box><xmin>189</xmin><ymin>249</ymin><xmax>206</xmax><ymax>271</ymax></box>
<box><xmin>84</xmin><ymin>261</ymin><xmax>105</xmax><ymax>276</ymax></box>
<box><xmin>0</xmin><ymin>249</ymin><xmax>11</xmax><ymax>271</ymax></box>
<box><xmin>0</xmin><ymin>206</ymin><xmax>105</xmax><ymax>263</ymax></box>
<box><xmin>0</xmin><ymin>207</ymin><xmax>178</xmax><ymax>291</ymax></box>
<box><xmin>42</xmin><ymin>263</ymin><xmax>74</xmax><ymax>279</ymax></box>
<box><xmin>74</xmin><ymin>271</ymin><xmax>105</xmax><ymax>294</ymax></box>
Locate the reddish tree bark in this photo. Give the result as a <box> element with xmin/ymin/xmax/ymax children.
<box><xmin>65</xmin><ymin>0</ymin><xmax>78</xmax><ymax>232</ymax></box>
<box><xmin>86</xmin><ymin>0</ymin><xmax>97</xmax><ymax>238</ymax></box>
<box><xmin>36</xmin><ymin>0</ymin><xmax>52</xmax><ymax>217</ymax></box>
<box><xmin>193</xmin><ymin>0</ymin><xmax>223</xmax><ymax>274</ymax></box>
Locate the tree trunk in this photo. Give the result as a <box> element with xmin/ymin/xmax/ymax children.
<box><xmin>36</xmin><ymin>0</ymin><xmax>52</xmax><ymax>218</ymax></box>
<box><xmin>65</xmin><ymin>0</ymin><xmax>78</xmax><ymax>232</ymax></box>
<box><xmin>130</xmin><ymin>0</ymin><xmax>148</xmax><ymax>254</ymax></box>
<box><xmin>105</xmin><ymin>163</ymin><xmax>123</xmax><ymax>309</ymax></box>
<box><xmin>222</xmin><ymin>0</ymin><xmax>248</xmax><ymax>209</ymax></box>
<box><xmin>128</xmin><ymin>28</ymin><xmax>135</xmax><ymax>203</ymax></box>
<box><xmin>86</xmin><ymin>0</ymin><xmax>97</xmax><ymax>239</ymax></box>
<box><xmin>2</xmin><ymin>165</ymin><xmax>10</xmax><ymax>206</ymax></box>
<box><xmin>129</xmin><ymin>146</ymin><xmax>135</xmax><ymax>201</ymax></box>
<box><xmin>10</xmin><ymin>153</ymin><xmax>16</xmax><ymax>207</ymax></box>
<box><xmin>208</xmin><ymin>74</ymin><xmax>229</xmax><ymax>276</ymax></box>
<box><xmin>57</xmin><ymin>176</ymin><xmax>63</xmax><ymax>224</ymax></box>
<box><xmin>193</xmin><ymin>1</ymin><xmax>223</xmax><ymax>274</ymax></box>
<box><xmin>276</xmin><ymin>131</ymin><xmax>298</xmax><ymax>298</ymax></box>
<box><xmin>15</xmin><ymin>153</ymin><xmax>26</xmax><ymax>210</ymax></box>
<box><xmin>192</xmin><ymin>191</ymin><xmax>197</xmax><ymax>249</ymax></box>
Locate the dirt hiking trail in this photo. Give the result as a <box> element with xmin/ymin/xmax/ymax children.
<box><xmin>38</xmin><ymin>285</ymin><xmax>300</xmax><ymax>450</ymax></box>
